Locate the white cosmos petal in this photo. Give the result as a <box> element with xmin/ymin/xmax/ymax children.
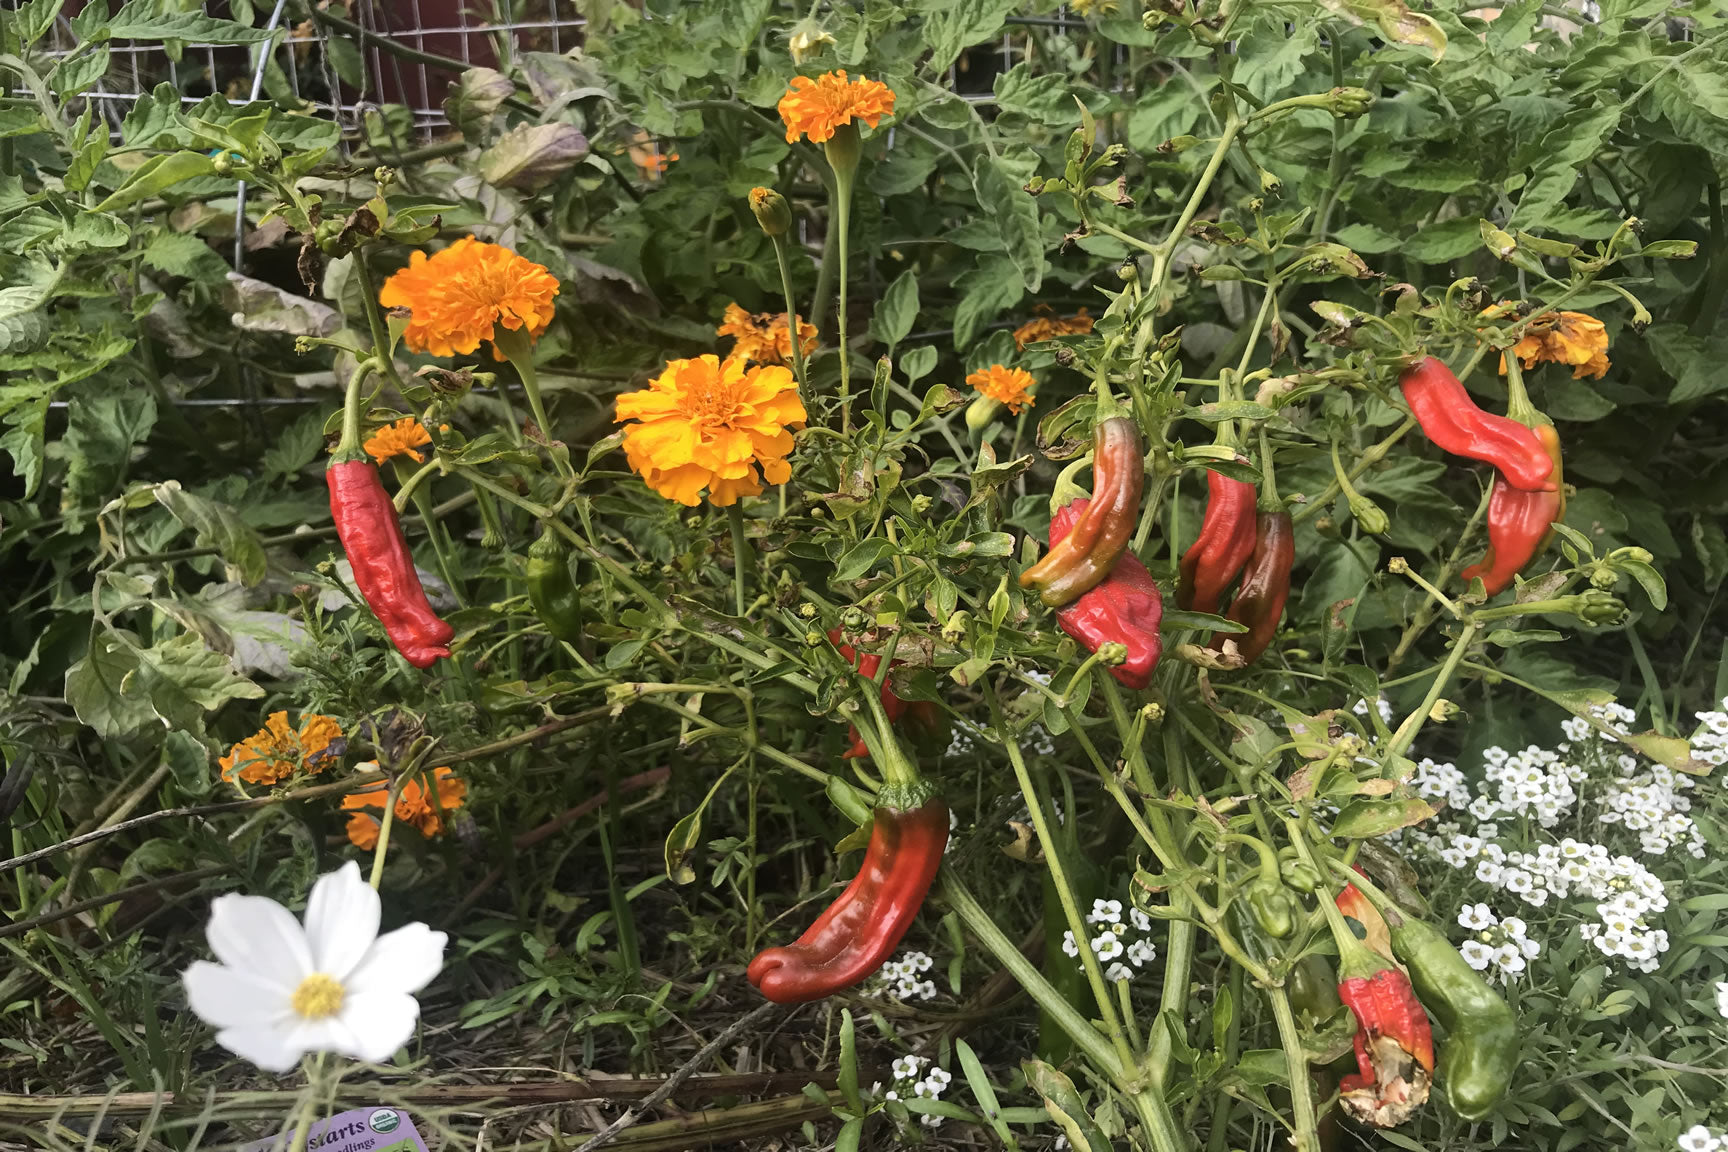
<box><xmin>215</xmin><ymin>1024</ymin><xmax>308</xmax><ymax>1074</ymax></box>
<box><xmin>302</xmin><ymin>862</ymin><xmax>380</xmax><ymax>980</ymax></box>
<box><xmin>205</xmin><ymin>894</ymin><xmax>313</xmax><ymax>992</ymax></box>
<box><xmin>347</xmin><ymin>924</ymin><xmax>448</xmax><ymax>997</ymax></box>
<box><xmin>336</xmin><ymin>991</ymin><xmax>421</xmax><ymax>1063</ymax></box>
<box><xmin>183</xmin><ymin>961</ymin><xmax>292</xmax><ymax>1030</ymax></box>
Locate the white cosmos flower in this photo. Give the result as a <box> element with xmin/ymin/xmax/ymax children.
<box><xmin>182</xmin><ymin>862</ymin><xmax>447</xmax><ymax>1073</ymax></box>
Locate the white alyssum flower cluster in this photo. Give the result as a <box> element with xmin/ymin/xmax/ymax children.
<box><xmin>1061</xmin><ymin>898</ymin><xmax>1157</xmax><ymax>982</ymax></box>
<box><xmin>1687</xmin><ymin>696</ymin><xmax>1728</xmax><ymax>767</ymax></box>
<box><xmin>1680</xmin><ymin>1125</ymin><xmax>1728</xmax><ymax>1152</ymax></box>
<box><xmin>875</xmin><ymin>950</ymin><xmax>938</xmax><ymax>1002</ymax></box>
<box><xmin>1353</xmin><ymin>695</ymin><xmax>1395</xmax><ymax>724</ymax></box>
<box><xmin>877</xmin><ymin>1054</ymin><xmax>953</xmax><ymax>1128</ymax></box>
<box><xmin>1454</xmin><ymin>903</ymin><xmax>1542</xmax><ymax>984</ymax></box>
<box><xmin>1596</xmin><ymin>759</ymin><xmax>1707</xmax><ymax>859</ymax></box>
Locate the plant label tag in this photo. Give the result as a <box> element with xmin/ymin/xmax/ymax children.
<box><xmin>239</xmin><ymin>1106</ymin><xmax>429</xmax><ymax>1152</ymax></box>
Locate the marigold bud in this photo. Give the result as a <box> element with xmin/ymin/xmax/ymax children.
<box><xmin>748</xmin><ymin>187</ymin><xmax>793</xmax><ymax>237</ymax></box>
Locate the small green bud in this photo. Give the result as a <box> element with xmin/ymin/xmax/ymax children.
<box><xmin>1349</xmin><ymin>495</ymin><xmax>1391</xmax><ymax>536</ymax></box>
<box><xmin>1328</xmin><ymin>87</ymin><xmax>1375</xmax><ymax>117</ymax></box>
<box><xmin>748</xmin><ymin>187</ymin><xmax>793</xmax><ymax>237</ymax></box>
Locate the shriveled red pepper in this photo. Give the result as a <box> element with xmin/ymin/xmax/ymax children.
<box><xmin>1020</xmin><ymin>416</ymin><xmax>1144</xmax><ymax>607</ymax></box>
<box><xmin>329</xmin><ymin>459</ymin><xmax>454</xmax><ymax>669</ymax></box>
<box><xmin>1398</xmin><ymin>358</ymin><xmax>1556</xmax><ymax>492</ymax></box>
<box><xmin>1048</xmin><ymin>498</ymin><xmax>1162</xmax><ymax>689</ymax></box>
<box><xmin>1460</xmin><ymin>422</ymin><xmax>1566</xmax><ymax>596</ymax></box>
<box><xmin>1209</xmin><ymin>507</ymin><xmax>1293</xmax><ymax>666</ymax></box>
<box><xmin>747</xmin><ymin>794</ymin><xmax>949</xmax><ymax>1002</ymax></box>
<box><xmin>1178</xmin><ymin>470</ymin><xmax>1258</xmax><ymax>614</ymax></box>
<box><xmin>1336</xmin><ymin>870</ymin><xmax>1395</xmax><ymax>962</ymax></box>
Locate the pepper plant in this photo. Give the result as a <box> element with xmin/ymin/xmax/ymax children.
<box><xmin>1</xmin><ymin>2</ymin><xmax>1726</xmax><ymax>1151</ymax></box>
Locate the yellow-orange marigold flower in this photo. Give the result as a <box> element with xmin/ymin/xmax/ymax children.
<box><xmin>220</xmin><ymin>712</ymin><xmax>343</xmax><ymax>785</ymax></box>
<box><xmin>778</xmin><ymin>71</ymin><xmax>896</xmax><ymax>144</ymax></box>
<box><xmin>966</xmin><ymin>364</ymin><xmax>1037</xmax><ymax>415</ymax></box>
<box><xmin>379</xmin><ymin>236</ymin><xmax>560</xmax><ymax>361</ymax></box>
<box><xmin>1502</xmin><ymin>311</ymin><xmax>1610</xmax><ymax>379</ymax></box>
<box><xmin>342</xmin><ymin>765</ymin><xmax>467</xmax><ymax>848</ymax></box>
<box><xmin>627</xmin><ymin>130</ymin><xmax>678</xmax><ymax>181</ymax></box>
<box><xmin>363</xmin><ymin>417</ymin><xmax>432</xmax><ymax>465</ymax></box>
<box><xmin>615</xmin><ymin>353</ymin><xmax>806</xmax><ymax>507</ymax></box>
<box><xmin>1013</xmin><ymin>308</ymin><xmax>1096</xmax><ymax>350</ymax></box>
<box><xmin>717</xmin><ymin>302</ymin><xmax>818</xmax><ymax>366</ymax></box>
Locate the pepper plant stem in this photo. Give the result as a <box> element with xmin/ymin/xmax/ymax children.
<box><xmin>1268</xmin><ymin>983</ymin><xmax>1320</xmax><ymax>1152</ymax></box>
<box><xmin>1384</xmin><ymin>620</ymin><xmax>1480</xmax><ymax>764</ymax></box>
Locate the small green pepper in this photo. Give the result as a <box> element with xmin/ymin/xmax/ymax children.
<box><xmin>526</xmin><ymin>529</ymin><xmax>583</xmax><ymax>643</ymax></box>
<box><xmin>1248</xmin><ymin>875</ymin><xmax>1302</xmax><ymax>940</ymax></box>
<box><xmin>1390</xmin><ymin>915</ymin><xmax>1518</xmax><ymax>1121</ymax></box>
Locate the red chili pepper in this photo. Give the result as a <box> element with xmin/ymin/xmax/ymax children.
<box><xmin>1336</xmin><ymin>872</ymin><xmax>1395</xmax><ymax>962</ymax></box>
<box><xmin>1209</xmin><ymin>509</ymin><xmax>1293</xmax><ymax>666</ymax></box>
<box><xmin>1049</xmin><ymin>498</ymin><xmax>1163</xmax><ymax>689</ymax></box>
<box><xmin>829</xmin><ymin>629</ymin><xmax>909</xmax><ymax>759</ymax></box>
<box><xmin>328</xmin><ymin>459</ymin><xmax>454</xmax><ymax>669</ymax></box>
<box><xmin>1020</xmin><ymin>416</ymin><xmax>1144</xmax><ymax>607</ymax></box>
<box><xmin>1398</xmin><ymin>358</ymin><xmax>1556</xmax><ymax>492</ymax></box>
<box><xmin>747</xmin><ymin>796</ymin><xmax>949</xmax><ymax>1002</ymax></box>
<box><xmin>1460</xmin><ymin>424</ymin><xmax>1566</xmax><ymax>596</ymax></box>
<box><xmin>1178</xmin><ymin>470</ymin><xmax>1258</xmax><ymax>614</ymax></box>
<box><xmin>1337</xmin><ymin>966</ymin><xmax>1437</xmax><ymax>1127</ymax></box>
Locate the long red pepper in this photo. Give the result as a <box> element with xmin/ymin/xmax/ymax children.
<box><xmin>747</xmin><ymin>796</ymin><xmax>949</xmax><ymax>1002</ymax></box>
<box><xmin>1178</xmin><ymin>470</ymin><xmax>1258</xmax><ymax>614</ymax></box>
<box><xmin>328</xmin><ymin>460</ymin><xmax>455</xmax><ymax>669</ymax></box>
<box><xmin>1460</xmin><ymin>423</ymin><xmax>1566</xmax><ymax>595</ymax></box>
<box><xmin>1020</xmin><ymin>416</ymin><xmax>1144</xmax><ymax>607</ymax></box>
<box><xmin>1048</xmin><ymin>498</ymin><xmax>1162</xmax><ymax>689</ymax></box>
<box><xmin>1210</xmin><ymin>508</ymin><xmax>1293</xmax><ymax>665</ymax></box>
<box><xmin>1398</xmin><ymin>358</ymin><xmax>1556</xmax><ymax>492</ymax></box>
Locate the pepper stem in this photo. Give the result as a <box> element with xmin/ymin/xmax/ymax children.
<box><xmin>1503</xmin><ymin>353</ymin><xmax>1542</xmax><ymax>428</ymax></box>
<box><xmin>332</xmin><ymin>358</ymin><xmax>380</xmax><ymax>462</ymax></box>
<box><xmin>1286</xmin><ymin>817</ymin><xmax>1387</xmax><ymax>980</ymax></box>
<box><xmin>1257</xmin><ymin>425</ymin><xmax>1280</xmax><ymax>509</ymax></box>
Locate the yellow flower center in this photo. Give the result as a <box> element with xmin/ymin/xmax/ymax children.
<box><xmin>291</xmin><ymin>972</ymin><xmax>346</xmax><ymax>1019</ymax></box>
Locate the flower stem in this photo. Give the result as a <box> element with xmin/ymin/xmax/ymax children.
<box><xmin>824</xmin><ymin>131</ymin><xmax>858</xmax><ymax>435</ymax></box>
<box><xmin>367</xmin><ymin>771</ymin><xmax>413</xmax><ymax>891</ymax></box>
<box><xmin>727</xmin><ymin>503</ymin><xmax>749</xmax><ymax>617</ymax></box>
<box><xmin>770</xmin><ymin>233</ymin><xmax>808</xmax><ymax>392</ymax></box>
<box><xmin>497</xmin><ymin>327</ymin><xmax>572</xmax><ymax>477</ymax></box>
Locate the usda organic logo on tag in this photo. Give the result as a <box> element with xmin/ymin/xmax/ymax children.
<box><xmin>368</xmin><ymin>1110</ymin><xmax>401</xmax><ymax>1134</ymax></box>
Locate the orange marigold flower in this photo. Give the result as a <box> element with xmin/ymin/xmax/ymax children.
<box><xmin>615</xmin><ymin>353</ymin><xmax>806</xmax><ymax>507</ymax></box>
<box><xmin>966</xmin><ymin>364</ymin><xmax>1037</xmax><ymax>415</ymax></box>
<box><xmin>1013</xmin><ymin>308</ymin><xmax>1095</xmax><ymax>350</ymax></box>
<box><xmin>1501</xmin><ymin>311</ymin><xmax>1609</xmax><ymax>379</ymax></box>
<box><xmin>363</xmin><ymin>417</ymin><xmax>432</xmax><ymax>465</ymax></box>
<box><xmin>627</xmin><ymin>130</ymin><xmax>678</xmax><ymax>181</ymax></box>
<box><xmin>778</xmin><ymin>71</ymin><xmax>896</xmax><ymax>144</ymax></box>
<box><xmin>342</xmin><ymin>765</ymin><xmax>467</xmax><ymax>848</ymax></box>
<box><xmin>717</xmin><ymin>302</ymin><xmax>818</xmax><ymax>366</ymax></box>
<box><xmin>220</xmin><ymin>712</ymin><xmax>344</xmax><ymax>785</ymax></box>
<box><xmin>379</xmin><ymin>236</ymin><xmax>560</xmax><ymax>361</ymax></box>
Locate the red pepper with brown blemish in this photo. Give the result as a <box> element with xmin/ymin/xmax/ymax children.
<box><xmin>1209</xmin><ymin>507</ymin><xmax>1293</xmax><ymax>666</ymax></box>
<box><xmin>1020</xmin><ymin>416</ymin><xmax>1144</xmax><ymax>607</ymax></box>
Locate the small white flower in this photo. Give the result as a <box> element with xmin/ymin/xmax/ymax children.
<box><xmin>1105</xmin><ymin>962</ymin><xmax>1134</xmax><ymax>982</ymax></box>
<box><xmin>892</xmin><ymin>1055</ymin><xmax>924</xmax><ymax>1080</ymax></box>
<box><xmin>1475</xmin><ymin>860</ymin><xmax>1505</xmax><ymax>885</ymax></box>
<box><xmin>1459</xmin><ymin>940</ymin><xmax>1495</xmax><ymax>971</ymax></box>
<box><xmin>925</xmin><ymin>1066</ymin><xmax>952</xmax><ymax>1089</ymax></box>
<box><xmin>1061</xmin><ymin>931</ymin><xmax>1080</xmax><ymax>958</ymax></box>
<box><xmin>1715</xmin><ymin>981</ymin><xmax>1728</xmax><ymax>1020</ymax></box>
<box><xmin>182</xmin><ymin>862</ymin><xmax>447</xmax><ymax>1073</ymax></box>
<box><xmin>1092</xmin><ymin>933</ymin><xmax>1125</xmax><ymax>961</ymax></box>
<box><xmin>1499</xmin><ymin>916</ymin><xmax>1527</xmax><ymax>939</ymax></box>
<box><xmin>1127</xmin><ymin>939</ymin><xmax>1158</xmax><ymax>967</ymax></box>
<box><xmin>1677</xmin><ymin>1124</ymin><xmax>1722</xmax><ymax>1152</ymax></box>
<box><xmin>920</xmin><ymin>1113</ymin><xmax>944</xmax><ymax>1128</ymax></box>
<box><xmin>1458</xmin><ymin>903</ymin><xmax>1496</xmax><ymax>930</ymax></box>
<box><xmin>1503</xmin><ymin>870</ymin><xmax>1534</xmax><ymax>894</ymax></box>
<box><xmin>1520</xmin><ymin>937</ymin><xmax>1541</xmax><ymax>960</ymax></box>
<box><xmin>1088</xmin><ymin>899</ymin><xmax>1123</xmax><ymax>924</ymax></box>
<box><xmin>1129</xmin><ymin>907</ymin><xmax>1152</xmax><ymax>932</ymax></box>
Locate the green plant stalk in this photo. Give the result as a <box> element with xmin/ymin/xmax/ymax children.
<box><xmin>1293</xmin><ymin>417</ymin><xmax>1415</xmax><ymax>525</ymax></box>
<box><xmin>1267</xmin><ymin>983</ymin><xmax>1320</xmax><ymax>1152</ymax></box>
<box><xmin>496</xmin><ymin>327</ymin><xmax>572</xmax><ymax>477</ymax></box>
<box><xmin>1386</xmin><ymin>620</ymin><xmax>1477</xmax><ymax>765</ymax></box>
<box><xmin>1149</xmin><ymin>722</ymin><xmax>1194</xmax><ymax>1093</ymax></box>
<box><xmin>1387</xmin><ymin>484</ymin><xmax>1491</xmax><ymax>671</ymax></box>
<box><xmin>986</xmin><ymin>681</ymin><xmax>1138</xmax><ymax>1073</ymax></box>
<box><xmin>366</xmin><ymin>770</ymin><xmax>413</xmax><ymax>891</ymax></box>
<box><xmin>769</xmin><ymin>232</ymin><xmax>809</xmax><ymax>391</ymax></box>
<box><xmin>350</xmin><ymin>253</ymin><xmax>406</xmax><ymax>393</ymax></box>
<box><xmin>727</xmin><ymin>504</ymin><xmax>749</xmax><ymax>618</ymax></box>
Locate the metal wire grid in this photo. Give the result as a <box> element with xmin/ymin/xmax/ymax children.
<box><xmin>30</xmin><ymin>1</ymin><xmax>589</xmax><ymax>142</ymax></box>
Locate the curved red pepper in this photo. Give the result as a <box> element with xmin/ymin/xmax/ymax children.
<box><xmin>1049</xmin><ymin>498</ymin><xmax>1163</xmax><ymax>689</ymax></box>
<box><xmin>1178</xmin><ymin>470</ymin><xmax>1258</xmax><ymax>614</ymax></box>
<box><xmin>747</xmin><ymin>797</ymin><xmax>949</xmax><ymax>1002</ymax></box>
<box><xmin>1210</xmin><ymin>509</ymin><xmax>1293</xmax><ymax>666</ymax></box>
<box><xmin>1460</xmin><ymin>424</ymin><xmax>1566</xmax><ymax>596</ymax></box>
<box><xmin>1020</xmin><ymin>417</ymin><xmax>1144</xmax><ymax>607</ymax></box>
<box><xmin>1398</xmin><ymin>358</ymin><xmax>1556</xmax><ymax>493</ymax></box>
<box><xmin>328</xmin><ymin>459</ymin><xmax>454</xmax><ymax>668</ymax></box>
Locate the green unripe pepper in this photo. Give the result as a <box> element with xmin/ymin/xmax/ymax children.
<box><xmin>1248</xmin><ymin>875</ymin><xmax>1302</xmax><ymax>940</ymax></box>
<box><xmin>1390</xmin><ymin>915</ymin><xmax>1518</xmax><ymax>1120</ymax></box>
<box><xmin>526</xmin><ymin>529</ymin><xmax>583</xmax><ymax>643</ymax></box>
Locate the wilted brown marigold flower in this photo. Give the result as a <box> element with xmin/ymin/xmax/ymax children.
<box><xmin>1501</xmin><ymin>310</ymin><xmax>1609</xmax><ymax>379</ymax></box>
<box><xmin>220</xmin><ymin>712</ymin><xmax>343</xmax><ymax>785</ymax></box>
<box><xmin>717</xmin><ymin>302</ymin><xmax>817</xmax><ymax>366</ymax></box>
<box><xmin>342</xmin><ymin>765</ymin><xmax>468</xmax><ymax>850</ymax></box>
<box><xmin>1013</xmin><ymin>308</ymin><xmax>1095</xmax><ymax>350</ymax></box>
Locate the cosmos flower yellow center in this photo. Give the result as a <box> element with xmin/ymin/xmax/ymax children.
<box><xmin>291</xmin><ymin>973</ymin><xmax>345</xmax><ymax>1019</ymax></box>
